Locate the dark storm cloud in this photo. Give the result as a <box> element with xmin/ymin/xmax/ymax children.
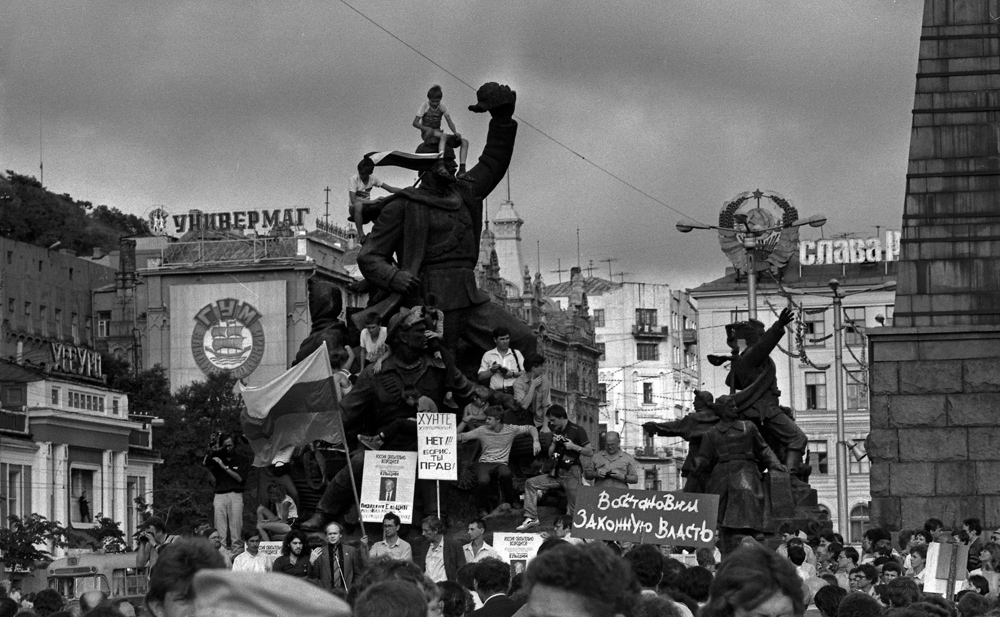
<box><xmin>1</xmin><ymin>1</ymin><xmax>924</xmax><ymax>289</ymax></box>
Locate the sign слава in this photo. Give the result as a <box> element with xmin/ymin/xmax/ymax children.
<box><xmin>799</xmin><ymin>231</ymin><xmax>901</xmax><ymax>266</ymax></box>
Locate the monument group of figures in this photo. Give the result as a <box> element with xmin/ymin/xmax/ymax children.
<box><xmin>228</xmin><ymin>81</ymin><xmax>822</xmax><ymax>561</ymax></box>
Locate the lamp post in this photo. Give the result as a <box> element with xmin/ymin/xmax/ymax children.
<box><xmin>676</xmin><ymin>214</ymin><xmax>826</xmax><ymax>319</ymax></box>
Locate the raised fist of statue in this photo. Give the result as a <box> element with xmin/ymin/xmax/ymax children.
<box><xmin>777</xmin><ymin>307</ymin><xmax>794</xmax><ymax>328</ymax></box>
<box><xmin>642</xmin><ymin>422</ymin><xmax>659</xmax><ymax>437</ymax></box>
<box><xmin>469</xmin><ymin>82</ymin><xmax>516</xmax><ymax>120</ymax></box>
<box><xmin>389</xmin><ymin>270</ymin><xmax>421</xmax><ymax>295</ymax></box>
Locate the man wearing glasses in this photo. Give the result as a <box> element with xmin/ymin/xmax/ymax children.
<box><xmin>849</xmin><ymin>565</ymin><xmax>882</xmax><ymax>603</ymax></box>
<box><xmin>369</xmin><ymin>512</ymin><xmax>413</xmax><ymax>561</ymax></box>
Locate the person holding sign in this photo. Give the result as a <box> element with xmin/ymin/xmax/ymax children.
<box><xmin>517</xmin><ymin>405</ymin><xmax>592</xmax><ymax>532</ymax></box>
<box><xmin>457</xmin><ymin>406</ymin><xmax>540</xmax><ymax>518</ymax></box>
<box><xmin>695</xmin><ymin>395</ymin><xmax>785</xmax><ymax>534</ymax></box>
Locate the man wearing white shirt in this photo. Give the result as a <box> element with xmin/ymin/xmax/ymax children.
<box><xmin>231</xmin><ymin>531</ymin><xmax>270</xmax><ymax>573</ymax></box>
<box><xmin>369</xmin><ymin>512</ymin><xmax>412</xmax><ymax>562</ymax></box>
<box><xmin>478</xmin><ymin>327</ymin><xmax>524</xmax><ymax>394</ymax></box>
<box><xmin>464</xmin><ymin>519</ymin><xmax>501</xmax><ymax>563</ymax></box>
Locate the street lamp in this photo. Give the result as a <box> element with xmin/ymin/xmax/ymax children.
<box><xmin>787</xmin><ymin>278</ymin><xmax>896</xmax><ymax>540</ymax></box>
<box><xmin>676</xmin><ymin>214</ymin><xmax>826</xmax><ymax>319</ymax></box>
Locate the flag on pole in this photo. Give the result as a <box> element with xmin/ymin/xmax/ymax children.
<box><xmin>364</xmin><ymin>150</ymin><xmax>442</xmax><ymax>171</ymax></box>
<box><xmin>237</xmin><ymin>342</ymin><xmax>342</xmax><ymax>467</ymax></box>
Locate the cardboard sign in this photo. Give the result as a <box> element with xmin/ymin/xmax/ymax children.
<box><xmin>494</xmin><ymin>532</ymin><xmax>544</xmax><ymax>576</ymax></box>
<box><xmin>258</xmin><ymin>541</ymin><xmax>283</xmax><ymax>566</ymax></box>
<box><xmin>572</xmin><ymin>486</ymin><xmax>719</xmax><ymax>548</ymax></box>
<box><xmin>924</xmin><ymin>542</ymin><xmax>968</xmax><ymax>598</ymax></box>
<box><xmin>417</xmin><ymin>413</ymin><xmax>458</xmax><ymax>481</ymax></box>
<box><xmin>360</xmin><ymin>451</ymin><xmax>417</xmax><ymax>524</ymax></box>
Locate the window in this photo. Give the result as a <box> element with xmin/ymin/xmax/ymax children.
<box><xmin>0</xmin><ymin>463</ymin><xmax>32</xmax><ymax>521</ymax></box>
<box><xmin>636</xmin><ymin>343</ymin><xmax>658</xmax><ymax>361</ymax></box>
<box><xmin>69</xmin><ymin>268</ymin><xmax>74</xmax><ymax>280</ymax></box>
<box><xmin>643</xmin><ymin>382</ymin><xmax>654</xmax><ymax>405</ymax></box>
<box><xmin>5</xmin><ymin>251</ymin><xmax>11</xmax><ymax>265</ymax></box>
<box><xmin>51</xmin><ymin>388</ymin><xmax>60</xmax><ymax>406</ymax></box>
<box><xmin>596</xmin><ymin>342</ymin><xmax>605</xmax><ymax>361</ymax></box>
<box><xmin>592</xmin><ymin>309</ymin><xmax>605</xmax><ymax>328</ymax></box>
<box><xmin>97</xmin><ymin>311</ymin><xmax>112</xmax><ymax>338</ymax></box>
<box><xmin>804</xmin><ymin>311</ymin><xmax>826</xmax><ymax>347</ymax></box>
<box><xmin>71</xmin><ymin>312</ymin><xmax>79</xmax><ymax>344</ymax></box>
<box><xmin>644</xmin><ymin>468</ymin><xmax>660</xmax><ymax>491</ymax></box>
<box><xmin>113</xmin><ymin>398</ymin><xmax>121</xmax><ymax>415</ymax></box>
<box><xmin>6</xmin><ymin>298</ymin><xmax>13</xmax><ymax>315</ymax></box>
<box><xmin>70</xmin><ymin>468</ymin><xmax>98</xmax><ymax>524</ymax></box>
<box><xmin>883</xmin><ymin>305</ymin><xmax>894</xmax><ymax>327</ymax></box>
<box><xmin>850</xmin><ymin>441</ymin><xmax>871</xmax><ymax>475</ymax></box>
<box><xmin>1</xmin><ymin>386</ymin><xmax>26</xmax><ymax>409</ymax></box>
<box><xmin>846</xmin><ymin>370</ymin><xmax>868</xmax><ymax>410</ymax></box>
<box><xmin>39</xmin><ymin>305</ymin><xmax>47</xmax><ymax>336</ymax></box>
<box><xmin>38</xmin><ymin>260</ymin><xmax>43</xmax><ymax>272</ymax></box>
<box><xmin>636</xmin><ymin>308</ymin><xmax>657</xmax><ymax>327</ymax></box>
<box><xmin>24</xmin><ymin>301</ymin><xmax>31</xmax><ymax>321</ymax></box>
<box><xmin>809</xmin><ymin>441</ymin><xmax>829</xmax><ymax>474</ymax></box>
<box><xmin>849</xmin><ymin>504</ymin><xmax>871</xmax><ymax>544</ymax></box>
<box><xmin>805</xmin><ymin>372</ymin><xmax>827</xmax><ymax>410</ymax></box>
<box><xmin>598</xmin><ymin>383</ymin><xmax>607</xmax><ymax>404</ymax></box>
<box><xmin>69</xmin><ymin>390</ymin><xmax>106</xmax><ymax>413</ymax></box>
<box><xmin>55</xmin><ymin>308</ymin><xmax>62</xmax><ymax>336</ymax></box>
<box><xmin>844</xmin><ymin>307</ymin><xmax>866</xmax><ymax>346</ymax></box>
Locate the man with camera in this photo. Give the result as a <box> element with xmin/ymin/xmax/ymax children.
<box><xmin>516</xmin><ymin>405</ymin><xmax>592</xmax><ymax>531</ymax></box>
<box><xmin>478</xmin><ymin>327</ymin><xmax>524</xmax><ymax>394</ymax></box>
<box><xmin>203</xmin><ymin>432</ymin><xmax>250</xmax><ymax>548</ymax></box>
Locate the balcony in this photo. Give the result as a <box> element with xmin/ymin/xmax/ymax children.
<box><xmin>632</xmin><ymin>324</ymin><xmax>668</xmax><ymax>338</ymax></box>
<box><xmin>633</xmin><ymin>446</ymin><xmax>674</xmax><ymax>460</ymax></box>
<box><xmin>682</xmin><ymin>328</ymin><xmax>697</xmax><ymax>345</ymax></box>
<box><xmin>0</xmin><ymin>409</ymin><xmax>29</xmax><ymax>435</ymax></box>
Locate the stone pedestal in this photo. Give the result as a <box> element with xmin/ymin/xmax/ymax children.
<box><xmin>869</xmin><ymin>1</ymin><xmax>1000</xmax><ymax>530</ymax></box>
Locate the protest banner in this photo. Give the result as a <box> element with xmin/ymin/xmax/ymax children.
<box><xmin>494</xmin><ymin>532</ymin><xmax>544</xmax><ymax>576</ymax></box>
<box><xmin>360</xmin><ymin>450</ymin><xmax>417</xmax><ymax>524</ymax></box>
<box><xmin>417</xmin><ymin>413</ymin><xmax>457</xmax><ymax>481</ymax></box>
<box><xmin>258</xmin><ymin>541</ymin><xmax>283</xmax><ymax>566</ymax></box>
<box><xmin>924</xmin><ymin>542</ymin><xmax>968</xmax><ymax>598</ymax></box>
<box><xmin>572</xmin><ymin>486</ymin><xmax>719</xmax><ymax>548</ymax></box>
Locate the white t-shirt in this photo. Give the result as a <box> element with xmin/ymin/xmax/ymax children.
<box><xmin>232</xmin><ymin>551</ymin><xmax>271</xmax><ymax>573</ymax></box>
<box><xmin>348</xmin><ymin>173</ymin><xmax>384</xmax><ymax>205</ymax></box>
<box><xmin>416</xmin><ymin>101</ymin><xmax>450</xmax><ymax>129</ymax></box>
<box><xmin>360</xmin><ymin>326</ymin><xmax>388</xmax><ymax>357</ymax></box>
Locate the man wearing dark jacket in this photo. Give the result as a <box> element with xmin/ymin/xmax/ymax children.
<box><xmin>312</xmin><ymin>522</ymin><xmax>368</xmax><ymax>598</ymax></box>
<box><xmin>414</xmin><ymin>515</ymin><xmax>465</xmax><ymax>582</ymax></box>
<box><xmin>470</xmin><ymin>558</ymin><xmax>519</xmax><ymax>617</ymax></box>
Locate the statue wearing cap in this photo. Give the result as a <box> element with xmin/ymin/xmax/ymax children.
<box><xmin>642</xmin><ymin>389</ymin><xmax>719</xmax><ymax>493</ymax></box>
<box><xmin>352</xmin><ymin>82</ymin><xmax>537</xmax><ymax>366</ymax></box>
<box><xmin>301</xmin><ymin>306</ymin><xmax>476</xmax><ymax>531</ymax></box>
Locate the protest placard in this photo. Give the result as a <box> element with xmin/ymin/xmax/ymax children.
<box><xmin>494</xmin><ymin>532</ymin><xmax>544</xmax><ymax>576</ymax></box>
<box><xmin>417</xmin><ymin>413</ymin><xmax>457</xmax><ymax>481</ymax></box>
<box><xmin>258</xmin><ymin>541</ymin><xmax>283</xmax><ymax>566</ymax></box>
<box><xmin>572</xmin><ymin>486</ymin><xmax>719</xmax><ymax>548</ymax></box>
<box><xmin>360</xmin><ymin>450</ymin><xmax>417</xmax><ymax>523</ymax></box>
<box><xmin>924</xmin><ymin>542</ymin><xmax>968</xmax><ymax>598</ymax></box>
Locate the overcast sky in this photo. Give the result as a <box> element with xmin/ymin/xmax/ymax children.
<box><xmin>1</xmin><ymin>1</ymin><xmax>924</xmax><ymax>290</ymax></box>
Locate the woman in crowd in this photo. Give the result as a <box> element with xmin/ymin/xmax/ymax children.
<box><xmin>701</xmin><ymin>543</ymin><xmax>805</xmax><ymax>617</ymax></box>
<box><xmin>969</xmin><ymin>541</ymin><xmax>1000</xmax><ymax>599</ymax></box>
<box><xmin>255</xmin><ymin>482</ymin><xmax>297</xmax><ymax>541</ymax></box>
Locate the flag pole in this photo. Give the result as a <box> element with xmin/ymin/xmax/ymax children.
<box><xmin>436</xmin><ymin>480</ymin><xmax>441</xmax><ymax>519</ymax></box>
<box><xmin>328</xmin><ymin>373</ymin><xmax>366</xmax><ymax>540</ymax></box>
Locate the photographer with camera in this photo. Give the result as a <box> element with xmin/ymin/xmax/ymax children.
<box><xmin>478</xmin><ymin>326</ymin><xmax>524</xmax><ymax>394</ymax></box>
<box><xmin>202</xmin><ymin>432</ymin><xmax>250</xmax><ymax>549</ymax></box>
<box><xmin>516</xmin><ymin>405</ymin><xmax>592</xmax><ymax>531</ymax></box>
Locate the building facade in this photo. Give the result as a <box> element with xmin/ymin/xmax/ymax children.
<box><xmin>691</xmin><ymin>255</ymin><xmax>897</xmax><ymax>540</ymax></box>
<box><xmin>546</xmin><ymin>279</ymin><xmax>699</xmax><ymax>492</ymax></box>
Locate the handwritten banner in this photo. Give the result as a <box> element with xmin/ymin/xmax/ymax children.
<box><xmin>258</xmin><ymin>541</ymin><xmax>283</xmax><ymax>566</ymax></box>
<box><xmin>417</xmin><ymin>413</ymin><xmax>457</xmax><ymax>481</ymax></box>
<box><xmin>360</xmin><ymin>451</ymin><xmax>417</xmax><ymax>524</ymax></box>
<box><xmin>573</xmin><ymin>486</ymin><xmax>719</xmax><ymax>548</ymax></box>
<box><xmin>494</xmin><ymin>532</ymin><xmax>544</xmax><ymax>577</ymax></box>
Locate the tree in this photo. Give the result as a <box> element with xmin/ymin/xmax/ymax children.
<box><xmin>0</xmin><ymin>515</ymin><xmax>69</xmax><ymax>573</ymax></box>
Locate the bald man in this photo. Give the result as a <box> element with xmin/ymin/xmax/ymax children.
<box><xmin>584</xmin><ymin>432</ymin><xmax>638</xmax><ymax>488</ymax></box>
<box><xmin>80</xmin><ymin>590</ymin><xmax>109</xmax><ymax>613</ymax></box>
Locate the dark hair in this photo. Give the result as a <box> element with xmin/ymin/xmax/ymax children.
<box><xmin>965</xmin><ymin>518</ymin><xmax>983</xmax><ymax>535</ymax></box>
<box><xmin>701</xmin><ymin>544</ymin><xmax>805</xmax><ymax>617</ymax></box>
<box><xmin>145</xmin><ymin>538</ymin><xmax>226</xmax><ymax>607</ymax></box>
<box><xmin>778</xmin><ymin>522</ymin><xmax>798</xmax><ymax>536</ymax></box>
<box><xmin>351</xmin><ymin>557</ymin><xmax>436</xmax><ymax>607</ymax></box>
<box><xmin>0</xmin><ymin>599</ymin><xmax>19</xmax><ymax>617</ymax></box>
<box><xmin>524</xmin><ymin>353</ymin><xmax>546</xmax><ymax>370</ymax></box>
<box><xmin>474</xmin><ymin>558</ymin><xmax>511</xmax><ymax>596</ymax></box>
<box><xmin>436</xmin><ymin>581</ymin><xmax>472</xmax><ymax>617</ymax></box>
<box><xmin>358</xmin><ymin>157</ymin><xmax>375</xmax><ymax>173</ymax></box>
<box><xmin>881</xmin><ymin>560</ymin><xmax>902</xmax><ymax>576</ymax></box>
<box><xmin>456</xmin><ymin>562</ymin><xmax>477</xmax><ymax>591</ymax></box>
<box><xmin>838</xmin><ymin>591</ymin><xmax>884</xmax><ymax>617</ymax></box>
<box><xmin>545</xmin><ymin>405</ymin><xmax>568</xmax><ymax>420</ymax></box>
<box><xmin>787</xmin><ymin>544</ymin><xmax>806</xmax><ymax>566</ymax></box>
<box><xmin>820</xmin><ymin>573</ymin><xmax>840</xmax><ymax>587</ymax></box>
<box><xmin>813</xmin><ymin>585</ymin><xmax>847</xmax><ymax>617</ymax></box>
<box><xmin>242</xmin><ymin>529</ymin><xmax>261</xmax><ymax>542</ymax></box>
<box><xmin>911</xmin><ymin>597</ymin><xmax>957</xmax><ymax>617</ymax></box>
<box><xmin>355</xmin><ymin>580</ymin><xmax>426</xmax><ymax>617</ymax></box>
<box><xmin>822</xmin><ymin>532</ymin><xmax>845</xmax><ymax>544</ymax></box>
<box><xmin>508</xmin><ymin>572</ymin><xmax>525</xmax><ymax>597</ymax></box>
<box><xmin>924</xmin><ymin>518</ymin><xmax>944</xmax><ymax>533</ymax></box>
<box><xmin>915</xmin><ymin>529</ymin><xmax>933</xmax><ymax>544</ymax></box>
<box><xmin>281</xmin><ymin>530</ymin><xmax>309</xmax><ymax>556</ymax></box>
<box><xmin>422</xmin><ymin>515</ymin><xmax>445</xmax><ymax>535</ymax></box>
<box><xmin>623</xmin><ymin>544</ymin><xmax>663</xmax><ymax>589</ymax></box>
<box><xmin>525</xmin><ymin>544</ymin><xmax>641</xmax><ymax>617</ymax></box>
<box><xmin>911</xmin><ymin>545</ymin><xmax>927</xmax><ymax>560</ymax></box>
<box><xmin>383</xmin><ymin>512</ymin><xmax>402</xmax><ymax>527</ymax></box>
<box><xmin>484</xmin><ymin>406</ymin><xmax>505</xmax><ymax>420</ymax></box>
<box><xmin>864</xmin><ymin>528</ymin><xmax>891</xmax><ymax>545</ymax></box>
<box><xmin>967</xmin><ymin>575</ymin><xmax>989</xmax><ymax>596</ymax></box>
<box><xmin>958</xmin><ymin>593</ymin><xmax>990</xmax><ymax>617</ymax></box>
<box><xmin>676</xmin><ymin>566</ymin><xmax>713</xmax><ymax>603</ymax></box>
<box><xmin>553</xmin><ymin>514</ymin><xmax>573</xmax><ymax>530</ymax></box>
<box><xmin>365</xmin><ymin>312</ymin><xmax>381</xmax><ymax>325</ymax></box>
<box><xmin>886</xmin><ymin>577</ymin><xmax>922</xmax><ymax>608</ymax></box>
<box><xmin>842</xmin><ymin>546</ymin><xmax>859</xmax><ymax>566</ymax></box>
<box><xmin>815</xmin><ymin>585</ymin><xmax>848</xmax><ymax>617</ymax></box>
<box><xmin>427</xmin><ymin>85</ymin><xmax>443</xmax><ymax>99</ymax></box>
<box><xmin>850</xmin><ymin>565</ymin><xmax>877</xmax><ymax>584</ymax></box>
<box><xmin>491</xmin><ymin>326</ymin><xmax>510</xmax><ymax>340</ymax></box>
<box><xmin>537</xmin><ymin>537</ymin><xmax>568</xmax><ymax>555</ymax></box>
<box><xmin>898</xmin><ymin>529</ymin><xmax>914</xmax><ymax>551</ymax></box>
<box><xmin>695</xmin><ymin>547</ymin><xmax>716</xmax><ymax>568</ymax></box>
<box><xmin>31</xmin><ymin>589</ymin><xmax>64</xmax><ymax>617</ymax></box>
<box><xmin>469</xmin><ymin>518</ymin><xmax>486</xmax><ymax>532</ymax></box>
<box><xmin>142</xmin><ymin>516</ymin><xmax>167</xmax><ymax>534</ymax></box>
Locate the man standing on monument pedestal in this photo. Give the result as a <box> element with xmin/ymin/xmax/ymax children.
<box><xmin>353</xmin><ymin>82</ymin><xmax>537</xmax><ymax>362</ymax></box>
